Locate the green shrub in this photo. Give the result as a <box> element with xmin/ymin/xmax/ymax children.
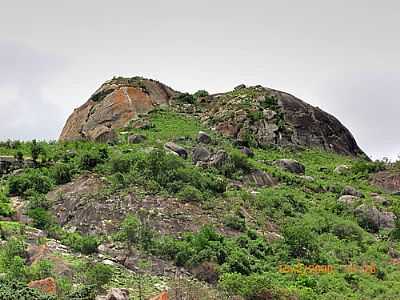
<box><xmin>0</xmin><ymin>192</ymin><xmax>13</xmax><ymax>217</ymax></box>
<box><xmin>52</xmin><ymin>163</ymin><xmax>72</xmax><ymax>184</ymax></box>
<box><xmin>27</xmin><ymin>192</ymin><xmax>51</xmax><ymax>210</ymax></box>
<box><xmin>119</xmin><ymin>214</ymin><xmax>154</xmax><ymax>251</ymax></box>
<box><xmin>0</xmin><ymin>238</ymin><xmax>27</xmax><ymax>281</ymax></box>
<box><xmin>120</xmin><ymin>214</ymin><xmax>141</xmax><ymax>247</ymax></box>
<box><xmin>28</xmin><ymin>208</ymin><xmax>53</xmax><ymax>230</ymax></box>
<box><xmin>62</xmin><ymin>233</ymin><xmax>99</xmax><ymax>255</ymax></box>
<box><xmin>219</xmin><ymin>272</ymin><xmax>285</xmax><ymax>299</ymax></box>
<box><xmin>86</xmin><ymin>263</ymin><xmax>113</xmax><ymax>288</ymax></box>
<box><xmin>0</xmin><ymin>237</ymin><xmax>26</xmax><ymax>260</ymax></box>
<box><xmin>352</xmin><ymin>159</ymin><xmax>385</xmax><ymax>175</ymax></box>
<box><xmin>218</xmin><ymin>150</ymin><xmax>252</xmax><ymax>178</ymax></box>
<box><xmin>28</xmin><ymin>259</ymin><xmax>54</xmax><ymax>281</ymax></box>
<box><xmin>224</xmin><ymin>214</ymin><xmax>246</xmax><ymax>231</ymax></box>
<box><xmin>177</xmin><ymin>186</ymin><xmax>204</xmax><ymax>202</ymax></box>
<box><xmin>15</xmin><ymin>151</ymin><xmax>24</xmax><ymax>161</ymax></box>
<box><xmin>134</xmin><ymin>149</ymin><xmax>226</xmax><ymax>196</ymax></box>
<box><xmin>174</xmin><ymin>92</ymin><xmax>196</xmax><ymax>104</ymax></box>
<box><xmin>260</xmin><ymin>95</ymin><xmax>279</xmax><ymax>109</ymax></box>
<box><xmin>79</xmin><ymin>148</ymin><xmax>108</xmax><ymax>170</ymax></box>
<box><xmin>79</xmin><ymin>235</ymin><xmax>100</xmax><ymax>255</ymax></box>
<box><xmin>110</xmin><ymin>154</ymin><xmax>131</xmax><ymax>173</ymax></box>
<box><xmin>8</xmin><ymin>169</ymin><xmax>53</xmax><ymax>196</ymax></box>
<box><xmin>222</xmin><ymin>248</ymin><xmax>252</xmax><ymax>275</ymax></box>
<box><xmin>282</xmin><ymin>220</ymin><xmax>320</xmax><ymax>262</ymax></box>
<box><xmin>332</xmin><ymin>220</ymin><xmax>364</xmax><ymax>242</ymax></box>
<box><xmin>0</xmin><ymin>280</ymin><xmax>56</xmax><ymax>300</ymax></box>
<box><xmin>31</xmin><ymin>140</ymin><xmax>45</xmax><ymax>162</ymax></box>
<box><xmin>141</xmin><ymin>149</ymin><xmax>184</xmax><ymax>187</ymax></box>
<box><xmin>66</xmin><ymin>284</ymin><xmax>96</xmax><ymax>300</ymax></box>
<box><xmin>193</xmin><ymin>90</ymin><xmax>209</xmax><ymax>98</ymax></box>
<box><xmin>254</xmin><ymin>187</ymin><xmax>307</xmax><ymax>218</ymax></box>
<box><xmin>230</xmin><ymin>150</ymin><xmax>252</xmax><ymax>173</ymax></box>
<box><xmin>247</xmin><ymin>110</ymin><xmax>264</xmax><ymax>122</ymax></box>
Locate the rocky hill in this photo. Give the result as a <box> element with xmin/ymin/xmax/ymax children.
<box><xmin>0</xmin><ymin>77</ymin><xmax>399</xmax><ymax>300</ymax></box>
<box><xmin>60</xmin><ymin>77</ymin><xmax>365</xmax><ymax>157</ymax></box>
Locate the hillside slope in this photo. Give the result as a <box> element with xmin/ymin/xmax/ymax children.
<box><xmin>0</xmin><ymin>80</ymin><xmax>399</xmax><ymax>300</ymax></box>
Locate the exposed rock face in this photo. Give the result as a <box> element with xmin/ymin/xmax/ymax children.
<box><xmin>60</xmin><ymin>77</ymin><xmax>365</xmax><ymax>157</ymax></box>
<box><xmin>59</xmin><ymin>77</ymin><xmax>176</xmax><ymax>141</ymax></box>
<box><xmin>48</xmin><ymin>174</ymin><xmax>139</xmax><ymax>234</ymax></box>
<box><xmin>371</xmin><ymin>171</ymin><xmax>400</xmax><ymax>193</ymax></box>
<box><xmin>202</xmin><ymin>86</ymin><xmax>365</xmax><ymax>156</ymax></box>
<box><xmin>278</xmin><ymin>91</ymin><xmax>364</xmax><ymax>156</ymax></box>
<box><xmin>0</xmin><ymin>156</ymin><xmax>34</xmax><ymax>175</ymax></box>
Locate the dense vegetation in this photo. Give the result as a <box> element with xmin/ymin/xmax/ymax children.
<box><xmin>0</xmin><ymin>109</ymin><xmax>399</xmax><ymax>299</ymax></box>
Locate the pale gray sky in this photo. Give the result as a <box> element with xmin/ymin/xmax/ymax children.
<box><xmin>0</xmin><ymin>0</ymin><xmax>399</xmax><ymax>160</ymax></box>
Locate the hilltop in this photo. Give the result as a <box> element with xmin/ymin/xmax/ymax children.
<box><xmin>0</xmin><ymin>77</ymin><xmax>399</xmax><ymax>300</ymax></box>
<box><xmin>60</xmin><ymin>77</ymin><xmax>365</xmax><ymax>157</ymax></box>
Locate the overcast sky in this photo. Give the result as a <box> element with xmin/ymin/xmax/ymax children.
<box><xmin>0</xmin><ymin>0</ymin><xmax>399</xmax><ymax>160</ymax></box>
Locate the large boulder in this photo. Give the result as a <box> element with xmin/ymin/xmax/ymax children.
<box><xmin>197</xmin><ymin>131</ymin><xmax>212</xmax><ymax>144</ymax></box>
<box><xmin>354</xmin><ymin>205</ymin><xmax>395</xmax><ymax>232</ymax></box>
<box><xmin>28</xmin><ymin>277</ymin><xmax>57</xmax><ymax>295</ymax></box>
<box><xmin>164</xmin><ymin>142</ymin><xmax>188</xmax><ymax>159</ymax></box>
<box><xmin>59</xmin><ymin>77</ymin><xmax>176</xmax><ymax>142</ymax></box>
<box><xmin>128</xmin><ymin>134</ymin><xmax>146</xmax><ymax>144</ymax></box>
<box><xmin>192</xmin><ymin>146</ymin><xmax>211</xmax><ymax>163</ymax></box>
<box><xmin>274</xmin><ymin>159</ymin><xmax>305</xmax><ymax>174</ymax></box>
<box><xmin>96</xmin><ymin>288</ymin><xmax>130</xmax><ymax>300</ymax></box>
<box><xmin>341</xmin><ymin>186</ymin><xmax>364</xmax><ymax>198</ymax></box>
<box><xmin>338</xmin><ymin>195</ymin><xmax>360</xmax><ymax>206</ymax></box>
<box><xmin>371</xmin><ymin>193</ymin><xmax>391</xmax><ymax>206</ymax></box>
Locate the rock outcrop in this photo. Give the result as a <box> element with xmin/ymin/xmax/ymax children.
<box><xmin>60</xmin><ymin>77</ymin><xmax>366</xmax><ymax>157</ymax></box>
<box><xmin>28</xmin><ymin>277</ymin><xmax>57</xmax><ymax>295</ymax></box>
<box><xmin>0</xmin><ymin>156</ymin><xmax>34</xmax><ymax>175</ymax></box>
<box><xmin>59</xmin><ymin>77</ymin><xmax>176</xmax><ymax>142</ymax></box>
<box><xmin>201</xmin><ymin>85</ymin><xmax>365</xmax><ymax>156</ymax></box>
<box><xmin>371</xmin><ymin>171</ymin><xmax>400</xmax><ymax>194</ymax></box>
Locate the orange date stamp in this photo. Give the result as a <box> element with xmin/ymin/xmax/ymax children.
<box><xmin>278</xmin><ymin>263</ymin><xmax>377</xmax><ymax>275</ymax></box>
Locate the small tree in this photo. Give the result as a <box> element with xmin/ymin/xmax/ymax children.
<box><xmin>31</xmin><ymin>140</ymin><xmax>44</xmax><ymax>163</ymax></box>
<box><xmin>121</xmin><ymin>214</ymin><xmax>141</xmax><ymax>253</ymax></box>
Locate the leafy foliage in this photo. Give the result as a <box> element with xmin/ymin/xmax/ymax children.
<box><xmin>0</xmin><ymin>191</ymin><xmax>13</xmax><ymax>217</ymax></box>
<box><xmin>8</xmin><ymin>169</ymin><xmax>53</xmax><ymax>196</ymax></box>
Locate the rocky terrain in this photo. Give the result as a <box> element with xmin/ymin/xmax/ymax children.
<box><xmin>60</xmin><ymin>77</ymin><xmax>365</xmax><ymax>157</ymax></box>
<box><xmin>0</xmin><ymin>76</ymin><xmax>399</xmax><ymax>300</ymax></box>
